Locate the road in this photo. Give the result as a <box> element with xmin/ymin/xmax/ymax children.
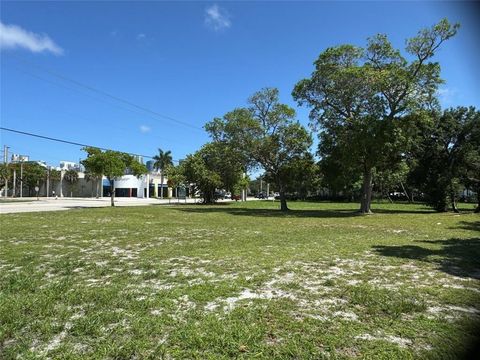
<box><xmin>0</xmin><ymin>197</ymin><xmax>203</xmax><ymax>214</ymax></box>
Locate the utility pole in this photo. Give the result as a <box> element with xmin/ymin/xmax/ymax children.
<box><xmin>3</xmin><ymin>145</ymin><xmax>9</xmax><ymax>198</ymax></box>
<box><xmin>46</xmin><ymin>166</ymin><xmax>50</xmax><ymax>198</ymax></box>
<box><xmin>20</xmin><ymin>160</ymin><xmax>23</xmax><ymax>198</ymax></box>
<box><xmin>12</xmin><ymin>164</ymin><xmax>16</xmax><ymax>198</ymax></box>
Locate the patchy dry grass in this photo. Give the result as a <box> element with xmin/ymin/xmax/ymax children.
<box><xmin>0</xmin><ymin>201</ymin><xmax>479</xmax><ymax>359</ymax></box>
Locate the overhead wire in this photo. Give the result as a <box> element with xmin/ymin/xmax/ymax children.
<box><xmin>0</xmin><ymin>127</ymin><xmax>181</xmax><ymax>163</ymax></box>
<box><xmin>5</xmin><ymin>54</ymin><xmax>204</xmax><ymax>132</ymax></box>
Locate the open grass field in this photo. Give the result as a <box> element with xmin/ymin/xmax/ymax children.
<box><xmin>1</xmin><ymin>201</ymin><xmax>479</xmax><ymax>359</ymax></box>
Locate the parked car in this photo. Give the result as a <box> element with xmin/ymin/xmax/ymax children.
<box><xmin>255</xmin><ymin>192</ymin><xmax>267</xmax><ymax>199</ymax></box>
<box><xmin>224</xmin><ymin>192</ymin><xmax>232</xmax><ymax>199</ymax></box>
<box><xmin>231</xmin><ymin>194</ymin><xmax>241</xmax><ymax>201</ymax></box>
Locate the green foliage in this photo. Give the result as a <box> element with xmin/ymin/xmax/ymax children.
<box><xmin>64</xmin><ymin>169</ymin><xmax>79</xmax><ymax>197</ymax></box>
<box><xmin>293</xmin><ymin>18</ymin><xmax>459</xmax><ymax>213</ymax></box>
<box><xmin>153</xmin><ymin>149</ymin><xmax>173</xmax><ymax>172</ymax></box>
<box><xmin>23</xmin><ymin>163</ymin><xmax>46</xmax><ymax>192</ymax></box>
<box><xmin>0</xmin><ymin>163</ymin><xmax>9</xmax><ymax>189</ymax></box>
<box><xmin>206</xmin><ymin>88</ymin><xmax>312</xmax><ymax>211</ymax></box>
<box><xmin>81</xmin><ymin>147</ymin><xmax>147</xmax><ymax>205</ymax></box>
<box><xmin>153</xmin><ymin>149</ymin><xmax>173</xmax><ymax>198</ymax></box>
<box><xmin>63</xmin><ymin>169</ymin><xmax>79</xmax><ymax>184</ymax></box>
<box><xmin>181</xmin><ymin>142</ymin><xmax>243</xmax><ymax>204</ymax></box>
<box><xmin>49</xmin><ymin>169</ymin><xmax>61</xmax><ymax>186</ymax></box>
<box><xmin>165</xmin><ymin>164</ymin><xmax>185</xmax><ymax>189</ymax></box>
<box><xmin>408</xmin><ymin>107</ymin><xmax>480</xmax><ymax>212</ymax></box>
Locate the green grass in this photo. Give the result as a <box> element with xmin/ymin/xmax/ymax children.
<box><xmin>0</xmin><ymin>201</ymin><xmax>479</xmax><ymax>359</ymax></box>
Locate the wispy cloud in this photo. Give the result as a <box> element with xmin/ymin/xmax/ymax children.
<box><xmin>139</xmin><ymin>125</ymin><xmax>151</xmax><ymax>133</ymax></box>
<box><xmin>0</xmin><ymin>21</ymin><xmax>63</xmax><ymax>55</ymax></box>
<box><xmin>136</xmin><ymin>33</ymin><xmax>146</xmax><ymax>40</ymax></box>
<box><xmin>205</xmin><ymin>4</ymin><xmax>231</xmax><ymax>31</ymax></box>
<box><xmin>437</xmin><ymin>87</ymin><xmax>459</xmax><ymax>106</ymax></box>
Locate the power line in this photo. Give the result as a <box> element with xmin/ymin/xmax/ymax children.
<box><xmin>7</xmin><ymin>54</ymin><xmax>203</xmax><ymax>132</ymax></box>
<box><xmin>0</xmin><ymin>126</ymin><xmax>180</xmax><ymax>163</ymax></box>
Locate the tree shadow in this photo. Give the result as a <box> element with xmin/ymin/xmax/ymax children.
<box><xmin>172</xmin><ymin>206</ymin><xmax>363</xmax><ymax>218</ymax></box>
<box><xmin>371</xmin><ymin>208</ymin><xmax>435</xmax><ymax>214</ymax></box>
<box><xmin>372</xmin><ymin>237</ymin><xmax>480</xmax><ymax>280</ymax></box>
<box><xmin>454</xmin><ymin>221</ymin><xmax>480</xmax><ymax>232</ymax></box>
<box><xmin>172</xmin><ymin>203</ymin><xmax>440</xmax><ymax>218</ymax></box>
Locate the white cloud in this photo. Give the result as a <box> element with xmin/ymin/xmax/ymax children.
<box><xmin>139</xmin><ymin>125</ymin><xmax>151</xmax><ymax>133</ymax></box>
<box><xmin>205</xmin><ymin>4</ymin><xmax>231</xmax><ymax>31</ymax></box>
<box><xmin>136</xmin><ymin>33</ymin><xmax>146</xmax><ymax>40</ymax></box>
<box><xmin>437</xmin><ymin>87</ymin><xmax>459</xmax><ymax>105</ymax></box>
<box><xmin>0</xmin><ymin>21</ymin><xmax>63</xmax><ymax>55</ymax></box>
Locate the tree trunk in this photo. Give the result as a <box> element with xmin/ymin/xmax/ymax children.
<box><xmin>475</xmin><ymin>194</ymin><xmax>480</xmax><ymax>213</ymax></box>
<box><xmin>450</xmin><ymin>182</ymin><xmax>459</xmax><ymax>213</ymax></box>
<box><xmin>278</xmin><ymin>182</ymin><xmax>289</xmax><ymax>212</ymax></box>
<box><xmin>400</xmin><ymin>181</ymin><xmax>412</xmax><ymax>203</ymax></box>
<box><xmin>160</xmin><ymin>173</ymin><xmax>164</xmax><ymax>199</ymax></box>
<box><xmin>96</xmin><ymin>178</ymin><xmax>100</xmax><ymax>198</ymax></box>
<box><xmin>360</xmin><ymin>168</ymin><xmax>373</xmax><ymax>214</ymax></box>
<box><xmin>110</xmin><ymin>179</ymin><xmax>115</xmax><ymax>207</ymax></box>
<box><xmin>387</xmin><ymin>192</ymin><xmax>393</xmax><ymax>203</ymax></box>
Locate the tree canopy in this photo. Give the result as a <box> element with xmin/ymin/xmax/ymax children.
<box><xmin>81</xmin><ymin>147</ymin><xmax>147</xmax><ymax>206</ymax></box>
<box><xmin>408</xmin><ymin>107</ymin><xmax>480</xmax><ymax>212</ymax></box>
<box><xmin>181</xmin><ymin>142</ymin><xmax>244</xmax><ymax>204</ymax></box>
<box><xmin>206</xmin><ymin>88</ymin><xmax>312</xmax><ymax>211</ymax></box>
<box><xmin>292</xmin><ymin>18</ymin><xmax>459</xmax><ymax>213</ymax></box>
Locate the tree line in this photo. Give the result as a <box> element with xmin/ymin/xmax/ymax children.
<box><xmin>0</xmin><ymin>162</ymin><xmax>83</xmax><ymax>197</ymax></box>
<box><xmin>3</xmin><ymin>19</ymin><xmax>477</xmax><ymax>213</ymax></box>
<box><xmin>161</xmin><ymin>18</ymin><xmax>479</xmax><ymax>213</ymax></box>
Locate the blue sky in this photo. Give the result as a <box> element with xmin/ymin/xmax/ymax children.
<box><xmin>1</xmin><ymin>1</ymin><xmax>479</xmax><ymax>167</ymax></box>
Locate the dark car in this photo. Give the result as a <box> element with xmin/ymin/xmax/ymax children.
<box><xmin>231</xmin><ymin>194</ymin><xmax>241</xmax><ymax>201</ymax></box>
<box><xmin>255</xmin><ymin>192</ymin><xmax>266</xmax><ymax>199</ymax></box>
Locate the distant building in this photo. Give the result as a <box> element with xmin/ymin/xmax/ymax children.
<box><xmin>60</xmin><ymin>161</ymin><xmax>81</xmax><ymax>171</ymax></box>
<box><xmin>146</xmin><ymin>160</ymin><xmax>156</xmax><ymax>172</ymax></box>
<box><xmin>11</xmin><ymin>154</ymin><xmax>29</xmax><ymax>162</ymax></box>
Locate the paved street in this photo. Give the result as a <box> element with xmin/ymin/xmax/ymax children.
<box><xmin>0</xmin><ymin>197</ymin><xmax>202</xmax><ymax>214</ymax></box>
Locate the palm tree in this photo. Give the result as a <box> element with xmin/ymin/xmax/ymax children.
<box><xmin>85</xmin><ymin>170</ymin><xmax>101</xmax><ymax>198</ymax></box>
<box><xmin>64</xmin><ymin>169</ymin><xmax>79</xmax><ymax>197</ymax></box>
<box><xmin>49</xmin><ymin>169</ymin><xmax>61</xmax><ymax>196</ymax></box>
<box><xmin>153</xmin><ymin>149</ymin><xmax>173</xmax><ymax>199</ymax></box>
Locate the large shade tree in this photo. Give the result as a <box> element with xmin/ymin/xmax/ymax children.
<box><xmin>82</xmin><ymin>147</ymin><xmax>147</xmax><ymax>206</ymax></box>
<box><xmin>153</xmin><ymin>149</ymin><xmax>173</xmax><ymax>199</ymax></box>
<box><xmin>181</xmin><ymin>142</ymin><xmax>244</xmax><ymax>204</ymax></box>
<box><xmin>292</xmin><ymin>19</ymin><xmax>459</xmax><ymax>213</ymax></box>
<box><xmin>408</xmin><ymin>107</ymin><xmax>480</xmax><ymax>212</ymax></box>
<box><xmin>206</xmin><ymin>88</ymin><xmax>312</xmax><ymax>211</ymax></box>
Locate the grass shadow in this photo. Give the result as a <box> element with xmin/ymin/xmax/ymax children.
<box><xmin>373</xmin><ymin>237</ymin><xmax>480</xmax><ymax>280</ymax></box>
